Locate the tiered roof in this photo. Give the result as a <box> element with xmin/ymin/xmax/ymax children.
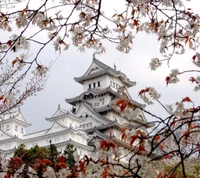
<box><xmin>45</xmin><ymin>105</ymin><xmax>84</xmax><ymax>123</ymax></box>
<box><xmin>65</xmin><ymin>86</ymin><xmax>145</xmax><ymax>108</ymax></box>
<box><xmin>74</xmin><ymin>56</ymin><xmax>136</xmax><ymax>87</ymax></box>
<box><xmin>0</xmin><ymin>109</ymin><xmax>31</xmax><ymax>127</ymax></box>
<box><xmin>74</xmin><ymin>102</ymin><xmax>112</xmax><ymax>124</ymax></box>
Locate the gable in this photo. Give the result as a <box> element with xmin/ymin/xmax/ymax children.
<box><xmin>85</xmin><ymin>62</ymin><xmax>103</xmax><ymax>76</ymax></box>
<box><xmin>52</xmin><ymin>105</ymin><xmax>67</xmax><ymax>117</ymax></box>
<box><xmin>52</xmin><ymin>109</ymin><xmax>65</xmax><ymax>117</ymax></box>
<box><xmin>0</xmin><ymin>130</ymin><xmax>13</xmax><ymax>140</ymax></box>
<box><xmin>2</xmin><ymin>110</ymin><xmax>28</xmax><ymax>123</ymax></box>
<box><xmin>45</xmin><ymin>122</ymin><xmax>67</xmax><ymax>134</ymax></box>
<box><xmin>135</xmin><ymin>109</ymin><xmax>147</xmax><ymax>122</ymax></box>
<box><xmin>75</xmin><ymin>103</ymin><xmax>110</xmax><ymax>126</ymax></box>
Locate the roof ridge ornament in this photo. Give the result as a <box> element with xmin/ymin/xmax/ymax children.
<box><xmin>93</xmin><ymin>53</ymin><xmax>96</xmax><ymax>60</ymax></box>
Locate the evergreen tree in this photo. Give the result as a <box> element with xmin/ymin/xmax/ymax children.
<box><xmin>63</xmin><ymin>144</ymin><xmax>76</xmax><ymax>169</ymax></box>
<box><xmin>48</xmin><ymin>143</ymin><xmax>60</xmax><ymax>163</ymax></box>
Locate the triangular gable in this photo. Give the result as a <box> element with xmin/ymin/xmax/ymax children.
<box><xmin>52</xmin><ymin>105</ymin><xmax>67</xmax><ymax>117</ymax></box>
<box><xmin>136</xmin><ymin>110</ymin><xmax>147</xmax><ymax>123</ymax></box>
<box><xmin>87</xmin><ymin>63</ymin><xmax>102</xmax><ymax>75</ymax></box>
<box><xmin>126</xmin><ymin>108</ymin><xmax>148</xmax><ymax>123</ymax></box>
<box><xmin>75</xmin><ymin>102</ymin><xmax>111</xmax><ymax>126</ymax></box>
<box><xmin>87</xmin><ymin>130</ymin><xmax>110</xmax><ymax>146</ymax></box>
<box><xmin>45</xmin><ymin>121</ymin><xmax>68</xmax><ymax>134</ymax></box>
<box><xmin>79</xmin><ymin>60</ymin><xmax>104</xmax><ymax>78</ymax></box>
<box><xmin>118</xmin><ymin>87</ymin><xmax>145</xmax><ymax>108</ymax></box>
<box><xmin>2</xmin><ymin>110</ymin><xmax>27</xmax><ymax>123</ymax></box>
<box><xmin>0</xmin><ymin>129</ymin><xmax>13</xmax><ymax>140</ymax></box>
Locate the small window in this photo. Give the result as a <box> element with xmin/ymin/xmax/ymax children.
<box><xmin>6</xmin><ymin>125</ymin><xmax>10</xmax><ymax>131</ymax></box>
<box><xmin>15</xmin><ymin>125</ymin><xmax>18</xmax><ymax>131</ymax></box>
<box><xmin>113</xmin><ymin>83</ymin><xmax>116</xmax><ymax>88</ymax></box>
<box><xmin>98</xmin><ymin>81</ymin><xmax>100</xmax><ymax>87</ymax></box>
<box><xmin>102</xmin><ymin>98</ymin><xmax>105</xmax><ymax>105</ymax></box>
<box><xmin>21</xmin><ymin>128</ymin><xmax>24</xmax><ymax>134</ymax></box>
<box><xmin>110</xmin><ymin>81</ymin><xmax>112</xmax><ymax>87</ymax></box>
<box><xmin>93</xmin><ymin>83</ymin><xmax>96</xmax><ymax>88</ymax></box>
<box><xmin>89</xmin><ymin>84</ymin><xmax>91</xmax><ymax>89</ymax></box>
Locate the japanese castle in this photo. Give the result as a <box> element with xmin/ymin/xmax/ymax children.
<box><xmin>0</xmin><ymin>56</ymin><xmax>152</xmax><ymax>157</ymax></box>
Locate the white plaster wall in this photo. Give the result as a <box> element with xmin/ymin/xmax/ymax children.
<box><xmin>107</xmin><ymin>75</ymin><xmax>124</xmax><ymax>90</ymax></box>
<box><xmin>2</xmin><ymin>121</ymin><xmax>25</xmax><ymax>138</ymax></box>
<box><xmin>112</xmin><ymin>129</ymin><xmax>121</xmax><ymax>140</ymax></box>
<box><xmin>106</xmin><ymin>112</ymin><xmax>126</xmax><ymax>125</ymax></box>
<box><xmin>0</xmin><ymin>140</ymin><xmax>20</xmax><ymax>150</ymax></box>
<box><xmin>83</xmin><ymin>75</ymin><xmax>106</xmax><ymax>91</ymax></box>
<box><xmin>80</xmin><ymin>116</ymin><xmax>102</xmax><ymax>128</ymax></box>
<box><xmin>56</xmin><ymin>117</ymin><xmax>80</xmax><ymax>128</ymax></box>
<box><xmin>24</xmin><ymin>130</ymin><xmax>88</xmax><ymax>150</ymax></box>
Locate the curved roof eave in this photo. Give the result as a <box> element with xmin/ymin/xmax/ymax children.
<box><xmin>65</xmin><ymin>87</ymin><xmax>145</xmax><ymax>109</ymax></box>
<box><xmin>65</xmin><ymin>87</ymin><xmax>113</xmax><ymax>104</ymax></box>
<box><xmin>74</xmin><ymin>69</ymin><xmax>136</xmax><ymax>87</ymax></box>
<box><xmin>74</xmin><ymin>57</ymin><xmax>136</xmax><ymax>87</ymax></box>
<box><xmin>46</xmin><ymin>111</ymin><xmax>84</xmax><ymax>122</ymax></box>
<box><xmin>1</xmin><ymin>118</ymin><xmax>31</xmax><ymax>127</ymax></box>
<box><xmin>72</xmin><ymin>102</ymin><xmax>112</xmax><ymax>124</ymax></box>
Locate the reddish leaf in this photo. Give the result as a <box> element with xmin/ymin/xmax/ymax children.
<box><xmin>184</xmin><ymin>35</ymin><xmax>189</xmax><ymax>44</ymax></box>
<box><xmin>182</xmin><ymin>96</ymin><xmax>193</xmax><ymax>103</ymax></box>
<box><xmin>7</xmin><ymin>40</ymin><xmax>12</xmax><ymax>46</ymax></box>
<box><xmin>3</xmin><ymin>98</ymin><xmax>8</xmax><ymax>104</ymax></box>
<box><xmin>130</xmin><ymin>135</ymin><xmax>138</xmax><ymax>147</ymax></box>
<box><xmin>157</xmin><ymin>172</ymin><xmax>162</xmax><ymax>178</ymax></box>
<box><xmin>58</xmin><ymin>156</ymin><xmax>65</xmax><ymax>163</ymax></box>
<box><xmin>99</xmin><ymin>140</ymin><xmax>116</xmax><ymax>150</ymax></box>
<box><xmin>112</xmin><ymin>14</ymin><xmax>117</xmax><ymax>18</ymax></box>
<box><xmin>115</xmin><ymin>98</ymin><xmax>130</xmax><ymax>112</ymax></box>
<box><xmin>189</xmin><ymin>77</ymin><xmax>197</xmax><ymax>83</ymax></box>
<box><xmin>162</xmin><ymin>154</ymin><xmax>169</xmax><ymax>160</ymax></box>
<box><xmin>138</xmin><ymin>88</ymin><xmax>149</xmax><ymax>96</ymax></box>
<box><xmin>101</xmin><ymin>167</ymin><xmax>109</xmax><ymax>178</ymax></box>
<box><xmin>133</xmin><ymin>19</ymin><xmax>139</xmax><ymax>26</ymax></box>
<box><xmin>100</xmin><ymin>140</ymin><xmax>108</xmax><ymax>149</ymax></box>
<box><xmin>189</xmin><ymin>122</ymin><xmax>197</xmax><ymax>130</ymax></box>
<box><xmin>0</xmin><ymin>95</ymin><xmax>4</xmax><ymax>100</ymax></box>
<box><xmin>192</xmin><ymin>55</ymin><xmax>196</xmax><ymax>61</ymax></box>
<box><xmin>160</xmin><ymin>142</ymin><xmax>165</xmax><ymax>150</ymax></box>
<box><xmin>138</xmin><ymin>144</ymin><xmax>145</xmax><ymax>152</ymax></box>
<box><xmin>121</xmin><ymin>128</ymin><xmax>128</xmax><ymax>141</ymax></box>
<box><xmin>121</xmin><ymin>132</ymin><xmax>127</xmax><ymax>141</ymax></box>
<box><xmin>108</xmin><ymin>141</ymin><xmax>116</xmax><ymax>150</ymax></box>
<box><xmin>54</xmin><ymin>162</ymin><xmax>67</xmax><ymax>172</ymax></box>
<box><xmin>79</xmin><ymin>160</ymin><xmax>86</xmax><ymax>175</ymax></box>
<box><xmin>197</xmin><ymin>142</ymin><xmax>200</xmax><ymax>149</ymax></box>
<box><xmin>165</xmin><ymin>76</ymin><xmax>170</xmax><ymax>85</ymax></box>
<box><xmin>131</xmin><ymin>9</ymin><xmax>135</xmax><ymax>16</ymax></box>
<box><xmin>154</xmin><ymin>135</ymin><xmax>160</xmax><ymax>141</ymax></box>
<box><xmin>12</xmin><ymin>57</ymin><xmax>19</xmax><ymax>67</ymax></box>
<box><xmin>21</xmin><ymin>8</ymin><xmax>27</xmax><ymax>17</ymax></box>
<box><xmin>121</xmin><ymin>127</ymin><xmax>128</xmax><ymax>133</ymax></box>
<box><xmin>42</xmin><ymin>159</ymin><xmax>52</xmax><ymax>165</ymax></box>
<box><xmin>183</xmin><ymin>130</ymin><xmax>189</xmax><ymax>139</ymax></box>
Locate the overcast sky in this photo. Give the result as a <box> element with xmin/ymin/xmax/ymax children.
<box><xmin>1</xmin><ymin>0</ymin><xmax>199</xmax><ymax>133</ymax></box>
